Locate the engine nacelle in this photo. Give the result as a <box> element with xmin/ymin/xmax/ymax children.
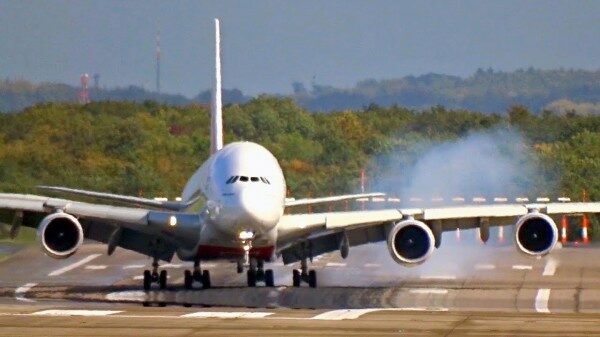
<box><xmin>37</xmin><ymin>212</ymin><xmax>84</xmax><ymax>259</ymax></box>
<box><xmin>515</xmin><ymin>212</ymin><xmax>558</xmax><ymax>256</ymax></box>
<box><xmin>387</xmin><ymin>219</ymin><xmax>435</xmax><ymax>266</ymax></box>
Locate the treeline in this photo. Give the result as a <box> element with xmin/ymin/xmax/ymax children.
<box><xmin>0</xmin><ymin>79</ymin><xmax>249</xmax><ymax>113</ymax></box>
<box><xmin>2</xmin><ymin>68</ymin><xmax>599</xmax><ymax>115</ymax></box>
<box><xmin>0</xmin><ymin>98</ymin><xmax>598</xmax><ymax>203</ymax></box>
<box><xmin>293</xmin><ymin>68</ymin><xmax>600</xmax><ymax>113</ymax></box>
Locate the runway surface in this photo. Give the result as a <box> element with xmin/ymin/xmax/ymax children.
<box><xmin>0</xmin><ymin>232</ymin><xmax>599</xmax><ymax>335</ymax></box>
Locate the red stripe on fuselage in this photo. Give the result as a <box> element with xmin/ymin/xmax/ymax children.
<box><xmin>197</xmin><ymin>245</ymin><xmax>274</xmax><ymax>260</ymax></box>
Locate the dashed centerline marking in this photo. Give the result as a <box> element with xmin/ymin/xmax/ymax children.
<box><xmin>364</xmin><ymin>263</ymin><xmax>381</xmax><ymax>268</ymax></box>
<box><xmin>14</xmin><ymin>283</ymin><xmax>37</xmax><ymax>302</ymax></box>
<box><xmin>85</xmin><ymin>265</ymin><xmax>107</xmax><ymax>270</ymax></box>
<box><xmin>535</xmin><ymin>288</ymin><xmax>551</xmax><ymax>313</ymax></box>
<box><xmin>31</xmin><ymin>310</ymin><xmax>122</xmax><ymax>317</ymax></box>
<box><xmin>325</xmin><ymin>262</ymin><xmax>347</xmax><ymax>267</ymax></box>
<box><xmin>48</xmin><ymin>254</ymin><xmax>102</xmax><ymax>276</ymax></box>
<box><xmin>474</xmin><ymin>264</ymin><xmax>496</xmax><ymax>270</ymax></box>
<box><xmin>419</xmin><ymin>275</ymin><xmax>457</xmax><ymax>280</ymax></box>
<box><xmin>181</xmin><ymin>311</ymin><xmax>273</xmax><ymax>319</ymax></box>
<box><xmin>512</xmin><ymin>265</ymin><xmax>533</xmax><ymax>271</ymax></box>
<box><xmin>543</xmin><ymin>259</ymin><xmax>558</xmax><ymax>276</ymax></box>
<box><xmin>122</xmin><ymin>264</ymin><xmax>145</xmax><ymax>270</ymax></box>
<box><xmin>311</xmin><ymin>309</ymin><xmax>379</xmax><ymax>320</ymax></box>
<box><xmin>409</xmin><ymin>288</ymin><xmax>448</xmax><ymax>295</ymax></box>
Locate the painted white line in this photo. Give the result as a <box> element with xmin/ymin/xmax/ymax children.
<box><xmin>85</xmin><ymin>265</ymin><xmax>107</xmax><ymax>270</ymax></box>
<box><xmin>409</xmin><ymin>288</ymin><xmax>448</xmax><ymax>295</ymax></box>
<box><xmin>474</xmin><ymin>264</ymin><xmax>496</xmax><ymax>270</ymax></box>
<box><xmin>181</xmin><ymin>311</ymin><xmax>273</xmax><ymax>319</ymax></box>
<box><xmin>535</xmin><ymin>288</ymin><xmax>551</xmax><ymax>313</ymax></box>
<box><xmin>419</xmin><ymin>275</ymin><xmax>457</xmax><ymax>280</ymax></box>
<box><xmin>122</xmin><ymin>264</ymin><xmax>145</xmax><ymax>270</ymax></box>
<box><xmin>311</xmin><ymin>309</ymin><xmax>380</xmax><ymax>320</ymax></box>
<box><xmin>512</xmin><ymin>265</ymin><xmax>533</xmax><ymax>270</ymax></box>
<box><xmin>364</xmin><ymin>263</ymin><xmax>381</xmax><ymax>268</ymax></box>
<box><xmin>48</xmin><ymin>254</ymin><xmax>102</xmax><ymax>276</ymax></box>
<box><xmin>133</xmin><ymin>275</ymin><xmax>170</xmax><ymax>280</ymax></box>
<box><xmin>543</xmin><ymin>259</ymin><xmax>558</xmax><ymax>276</ymax></box>
<box><xmin>15</xmin><ymin>283</ymin><xmax>37</xmax><ymax>303</ymax></box>
<box><xmin>31</xmin><ymin>310</ymin><xmax>122</xmax><ymax>317</ymax></box>
<box><xmin>106</xmin><ymin>290</ymin><xmax>146</xmax><ymax>301</ymax></box>
<box><xmin>161</xmin><ymin>263</ymin><xmax>182</xmax><ymax>269</ymax></box>
<box><xmin>326</xmin><ymin>262</ymin><xmax>347</xmax><ymax>267</ymax></box>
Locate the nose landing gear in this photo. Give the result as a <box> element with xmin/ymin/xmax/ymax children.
<box><xmin>246</xmin><ymin>259</ymin><xmax>274</xmax><ymax>287</ymax></box>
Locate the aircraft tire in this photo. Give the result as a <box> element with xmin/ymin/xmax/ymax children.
<box><xmin>308</xmin><ymin>270</ymin><xmax>317</xmax><ymax>288</ymax></box>
<box><xmin>292</xmin><ymin>269</ymin><xmax>300</xmax><ymax>287</ymax></box>
<box><xmin>247</xmin><ymin>270</ymin><xmax>257</xmax><ymax>287</ymax></box>
<box><xmin>265</xmin><ymin>269</ymin><xmax>274</xmax><ymax>287</ymax></box>
<box><xmin>202</xmin><ymin>270</ymin><xmax>211</xmax><ymax>289</ymax></box>
<box><xmin>159</xmin><ymin>270</ymin><xmax>168</xmax><ymax>289</ymax></box>
<box><xmin>143</xmin><ymin>270</ymin><xmax>152</xmax><ymax>291</ymax></box>
<box><xmin>184</xmin><ymin>270</ymin><xmax>193</xmax><ymax>289</ymax></box>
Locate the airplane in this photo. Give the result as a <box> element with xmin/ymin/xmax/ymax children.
<box><xmin>1</xmin><ymin>18</ymin><xmax>600</xmax><ymax>293</ymax></box>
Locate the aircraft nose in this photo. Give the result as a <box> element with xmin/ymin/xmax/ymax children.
<box><xmin>238</xmin><ymin>189</ymin><xmax>280</xmax><ymax>228</ymax></box>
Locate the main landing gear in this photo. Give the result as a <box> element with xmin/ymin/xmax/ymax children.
<box><xmin>143</xmin><ymin>259</ymin><xmax>167</xmax><ymax>291</ymax></box>
<box><xmin>246</xmin><ymin>258</ymin><xmax>274</xmax><ymax>287</ymax></box>
<box><xmin>184</xmin><ymin>259</ymin><xmax>211</xmax><ymax>290</ymax></box>
<box><xmin>292</xmin><ymin>258</ymin><xmax>317</xmax><ymax>288</ymax></box>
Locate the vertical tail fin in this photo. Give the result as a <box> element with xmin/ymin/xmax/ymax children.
<box><xmin>210</xmin><ymin>18</ymin><xmax>223</xmax><ymax>154</ymax></box>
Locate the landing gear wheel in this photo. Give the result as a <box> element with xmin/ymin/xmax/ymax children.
<box><xmin>159</xmin><ymin>270</ymin><xmax>168</xmax><ymax>289</ymax></box>
<box><xmin>184</xmin><ymin>270</ymin><xmax>193</xmax><ymax>289</ymax></box>
<box><xmin>265</xmin><ymin>269</ymin><xmax>274</xmax><ymax>287</ymax></box>
<box><xmin>308</xmin><ymin>270</ymin><xmax>317</xmax><ymax>288</ymax></box>
<box><xmin>143</xmin><ymin>270</ymin><xmax>152</xmax><ymax>291</ymax></box>
<box><xmin>292</xmin><ymin>269</ymin><xmax>300</xmax><ymax>287</ymax></box>
<box><xmin>237</xmin><ymin>260</ymin><xmax>244</xmax><ymax>274</ymax></box>
<box><xmin>247</xmin><ymin>270</ymin><xmax>257</xmax><ymax>287</ymax></box>
<box><xmin>202</xmin><ymin>270</ymin><xmax>211</xmax><ymax>289</ymax></box>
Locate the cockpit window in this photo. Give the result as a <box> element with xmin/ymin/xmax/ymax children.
<box><xmin>250</xmin><ymin>177</ymin><xmax>259</xmax><ymax>182</ymax></box>
<box><xmin>260</xmin><ymin>177</ymin><xmax>271</xmax><ymax>184</ymax></box>
<box><xmin>239</xmin><ymin>176</ymin><xmax>249</xmax><ymax>182</ymax></box>
<box><xmin>225</xmin><ymin>176</ymin><xmax>235</xmax><ymax>184</ymax></box>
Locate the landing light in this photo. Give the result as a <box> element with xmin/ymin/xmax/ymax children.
<box><xmin>239</xmin><ymin>230</ymin><xmax>254</xmax><ymax>240</ymax></box>
<box><xmin>169</xmin><ymin>216</ymin><xmax>177</xmax><ymax>227</ymax></box>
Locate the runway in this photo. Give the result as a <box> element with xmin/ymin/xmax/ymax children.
<box><xmin>1</xmin><ymin>232</ymin><xmax>599</xmax><ymax>335</ymax></box>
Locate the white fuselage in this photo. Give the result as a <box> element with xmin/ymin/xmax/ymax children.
<box><xmin>180</xmin><ymin>142</ymin><xmax>286</xmax><ymax>261</ymax></box>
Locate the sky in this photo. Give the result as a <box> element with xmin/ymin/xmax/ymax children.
<box><xmin>0</xmin><ymin>0</ymin><xmax>598</xmax><ymax>96</ymax></box>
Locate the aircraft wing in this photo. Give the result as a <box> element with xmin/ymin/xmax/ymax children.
<box><xmin>285</xmin><ymin>192</ymin><xmax>386</xmax><ymax>207</ymax></box>
<box><xmin>37</xmin><ymin>185</ymin><xmax>199</xmax><ymax>211</ymax></box>
<box><xmin>276</xmin><ymin>202</ymin><xmax>600</xmax><ymax>264</ymax></box>
<box><xmin>0</xmin><ymin>193</ymin><xmax>201</xmax><ymax>261</ymax></box>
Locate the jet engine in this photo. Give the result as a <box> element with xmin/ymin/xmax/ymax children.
<box><xmin>37</xmin><ymin>212</ymin><xmax>84</xmax><ymax>259</ymax></box>
<box><xmin>515</xmin><ymin>212</ymin><xmax>558</xmax><ymax>256</ymax></box>
<box><xmin>387</xmin><ymin>219</ymin><xmax>435</xmax><ymax>266</ymax></box>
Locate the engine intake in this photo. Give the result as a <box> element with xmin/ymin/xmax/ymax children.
<box><xmin>387</xmin><ymin>219</ymin><xmax>435</xmax><ymax>266</ymax></box>
<box><xmin>515</xmin><ymin>212</ymin><xmax>557</xmax><ymax>256</ymax></box>
<box><xmin>37</xmin><ymin>212</ymin><xmax>84</xmax><ymax>259</ymax></box>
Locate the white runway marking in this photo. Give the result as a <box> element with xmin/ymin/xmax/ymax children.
<box><xmin>512</xmin><ymin>265</ymin><xmax>533</xmax><ymax>270</ymax></box>
<box><xmin>31</xmin><ymin>310</ymin><xmax>122</xmax><ymax>317</ymax></box>
<box><xmin>543</xmin><ymin>259</ymin><xmax>558</xmax><ymax>276</ymax></box>
<box><xmin>181</xmin><ymin>311</ymin><xmax>273</xmax><ymax>319</ymax></box>
<box><xmin>133</xmin><ymin>275</ymin><xmax>171</xmax><ymax>280</ymax></box>
<box><xmin>85</xmin><ymin>265</ymin><xmax>107</xmax><ymax>270</ymax></box>
<box><xmin>14</xmin><ymin>283</ymin><xmax>37</xmax><ymax>302</ymax></box>
<box><xmin>311</xmin><ymin>309</ymin><xmax>380</xmax><ymax>320</ymax></box>
<box><xmin>535</xmin><ymin>288</ymin><xmax>551</xmax><ymax>313</ymax></box>
<box><xmin>325</xmin><ymin>262</ymin><xmax>347</xmax><ymax>267</ymax></box>
<box><xmin>122</xmin><ymin>264</ymin><xmax>145</xmax><ymax>270</ymax></box>
<box><xmin>409</xmin><ymin>288</ymin><xmax>448</xmax><ymax>295</ymax></box>
<box><xmin>474</xmin><ymin>264</ymin><xmax>496</xmax><ymax>270</ymax></box>
<box><xmin>162</xmin><ymin>263</ymin><xmax>182</xmax><ymax>268</ymax></box>
<box><xmin>106</xmin><ymin>290</ymin><xmax>146</xmax><ymax>301</ymax></box>
<box><xmin>419</xmin><ymin>275</ymin><xmax>456</xmax><ymax>280</ymax></box>
<box><xmin>48</xmin><ymin>254</ymin><xmax>102</xmax><ymax>276</ymax></box>
<box><xmin>364</xmin><ymin>263</ymin><xmax>381</xmax><ymax>268</ymax></box>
